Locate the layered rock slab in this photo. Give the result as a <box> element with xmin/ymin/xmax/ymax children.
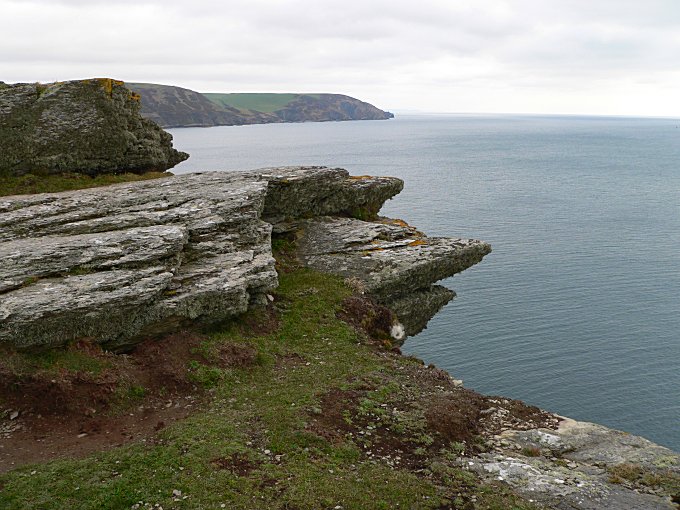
<box><xmin>0</xmin><ymin>171</ymin><xmax>275</xmax><ymax>349</ymax></box>
<box><xmin>296</xmin><ymin>216</ymin><xmax>491</xmax><ymax>338</ymax></box>
<box><xmin>0</xmin><ymin>167</ymin><xmax>405</xmax><ymax>350</ymax></box>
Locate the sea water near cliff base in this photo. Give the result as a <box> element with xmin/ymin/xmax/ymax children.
<box><xmin>168</xmin><ymin>114</ymin><xmax>680</xmax><ymax>451</ymax></box>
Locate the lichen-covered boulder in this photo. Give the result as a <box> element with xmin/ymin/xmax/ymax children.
<box><xmin>0</xmin><ymin>78</ymin><xmax>188</xmax><ymax>177</ymax></box>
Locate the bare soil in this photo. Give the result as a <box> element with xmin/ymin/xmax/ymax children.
<box><xmin>0</xmin><ymin>331</ymin><xmax>259</xmax><ymax>473</ymax></box>
<box><xmin>306</xmin><ymin>360</ymin><xmax>557</xmax><ymax>471</ymax></box>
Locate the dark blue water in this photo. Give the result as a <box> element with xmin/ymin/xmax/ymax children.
<box><xmin>168</xmin><ymin>115</ymin><xmax>680</xmax><ymax>451</ymax></box>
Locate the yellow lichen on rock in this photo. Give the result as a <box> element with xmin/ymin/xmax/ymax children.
<box><xmin>93</xmin><ymin>78</ymin><xmax>125</xmax><ymax>97</ymax></box>
<box><xmin>408</xmin><ymin>239</ymin><xmax>428</xmax><ymax>247</ymax></box>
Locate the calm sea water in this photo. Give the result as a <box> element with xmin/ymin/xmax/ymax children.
<box><xmin>168</xmin><ymin>115</ymin><xmax>680</xmax><ymax>451</ymax></box>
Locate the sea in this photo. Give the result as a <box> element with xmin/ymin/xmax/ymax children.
<box><xmin>167</xmin><ymin>114</ymin><xmax>680</xmax><ymax>451</ymax></box>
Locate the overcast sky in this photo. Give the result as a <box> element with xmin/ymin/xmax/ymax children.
<box><xmin>3</xmin><ymin>0</ymin><xmax>680</xmax><ymax>116</ymax></box>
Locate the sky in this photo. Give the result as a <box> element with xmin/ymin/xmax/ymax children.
<box><xmin>2</xmin><ymin>0</ymin><xmax>680</xmax><ymax>116</ymax></box>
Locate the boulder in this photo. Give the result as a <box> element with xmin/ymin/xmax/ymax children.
<box><xmin>0</xmin><ymin>78</ymin><xmax>188</xmax><ymax>177</ymax></box>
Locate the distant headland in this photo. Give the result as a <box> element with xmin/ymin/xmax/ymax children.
<box><xmin>127</xmin><ymin>82</ymin><xmax>394</xmax><ymax>128</ymax></box>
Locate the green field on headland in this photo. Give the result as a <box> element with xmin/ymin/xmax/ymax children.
<box><xmin>204</xmin><ymin>92</ymin><xmax>302</xmax><ymax>113</ymax></box>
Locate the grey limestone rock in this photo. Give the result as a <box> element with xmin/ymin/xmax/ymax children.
<box><xmin>0</xmin><ymin>167</ymin><xmax>413</xmax><ymax>350</ymax></box>
<box><xmin>467</xmin><ymin>418</ymin><xmax>679</xmax><ymax>509</ymax></box>
<box><xmin>0</xmin><ymin>170</ymin><xmax>275</xmax><ymax>349</ymax></box>
<box><xmin>0</xmin><ymin>78</ymin><xmax>188</xmax><ymax>177</ymax></box>
<box><xmin>388</xmin><ymin>285</ymin><xmax>456</xmax><ymax>336</ymax></box>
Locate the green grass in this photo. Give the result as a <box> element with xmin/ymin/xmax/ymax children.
<box><xmin>0</xmin><ymin>172</ymin><xmax>171</xmax><ymax>197</ymax></box>
<box><xmin>0</xmin><ymin>269</ymin><xmax>539</xmax><ymax>509</ymax></box>
<box><xmin>204</xmin><ymin>93</ymin><xmax>300</xmax><ymax>113</ymax></box>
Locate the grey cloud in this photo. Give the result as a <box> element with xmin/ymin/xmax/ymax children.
<box><xmin>2</xmin><ymin>0</ymin><xmax>680</xmax><ymax>115</ymax></box>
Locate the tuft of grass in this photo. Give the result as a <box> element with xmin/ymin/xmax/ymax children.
<box><xmin>521</xmin><ymin>446</ymin><xmax>542</xmax><ymax>457</ymax></box>
<box><xmin>0</xmin><ymin>172</ymin><xmax>171</xmax><ymax>197</ymax></box>
<box><xmin>608</xmin><ymin>463</ymin><xmax>643</xmax><ymax>483</ymax></box>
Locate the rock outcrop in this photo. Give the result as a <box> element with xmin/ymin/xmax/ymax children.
<box><xmin>0</xmin><ymin>166</ymin><xmax>485</xmax><ymax>350</ymax></box>
<box><xmin>0</xmin><ymin>78</ymin><xmax>188</xmax><ymax>177</ymax></box>
<box><xmin>467</xmin><ymin>416</ymin><xmax>680</xmax><ymax>509</ymax></box>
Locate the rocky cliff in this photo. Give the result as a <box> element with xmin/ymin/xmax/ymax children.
<box><xmin>0</xmin><ymin>79</ymin><xmax>188</xmax><ymax>177</ymax></box>
<box><xmin>126</xmin><ymin>83</ymin><xmax>394</xmax><ymax>128</ymax></box>
<box><xmin>272</xmin><ymin>93</ymin><xmax>395</xmax><ymax>123</ymax></box>
<box><xmin>126</xmin><ymin>83</ymin><xmax>274</xmax><ymax>128</ymax></box>
<box><xmin>0</xmin><ymin>167</ymin><xmax>485</xmax><ymax>351</ymax></box>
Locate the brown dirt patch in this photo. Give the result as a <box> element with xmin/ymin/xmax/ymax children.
<box><xmin>306</xmin><ymin>388</ymin><xmax>362</xmax><ymax>443</ymax></box>
<box><xmin>216</xmin><ymin>343</ymin><xmax>258</xmax><ymax>368</ymax></box>
<box><xmin>425</xmin><ymin>390</ymin><xmax>486</xmax><ymax>444</ymax></box>
<box><xmin>212</xmin><ymin>452</ymin><xmax>261</xmax><ymax>476</ymax></box>
<box><xmin>0</xmin><ymin>331</ymin><xmax>261</xmax><ymax>473</ymax></box>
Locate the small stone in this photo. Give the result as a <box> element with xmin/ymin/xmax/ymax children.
<box><xmin>172</xmin><ymin>489</ymin><xmax>182</xmax><ymax>497</ymax></box>
<box><xmin>9</xmin><ymin>411</ymin><xmax>19</xmax><ymax>420</ymax></box>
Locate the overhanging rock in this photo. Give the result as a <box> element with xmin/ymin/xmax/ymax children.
<box><xmin>295</xmin><ymin>216</ymin><xmax>491</xmax><ymax>339</ymax></box>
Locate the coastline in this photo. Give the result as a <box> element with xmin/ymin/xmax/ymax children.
<box><xmin>1</xmin><ymin>169</ymin><xmax>677</xmax><ymax>509</ymax></box>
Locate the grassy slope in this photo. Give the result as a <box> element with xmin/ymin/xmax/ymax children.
<box><xmin>0</xmin><ymin>172</ymin><xmax>171</xmax><ymax>197</ymax></box>
<box><xmin>0</xmin><ymin>268</ymin><xmax>539</xmax><ymax>510</ymax></box>
<box><xmin>204</xmin><ymin>93</ymin><xmax>300</xmax><ymax>113</ymax></box>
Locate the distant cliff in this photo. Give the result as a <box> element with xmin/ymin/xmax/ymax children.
<box><xmin>126</xmin><ymin>83</ymin><xmax>394</xmax><ymax>128</ymax></box>
<box><xmin>0</xmin><ymin>79</ymin><xmax>188</xmax><ymax>177</ymax></box>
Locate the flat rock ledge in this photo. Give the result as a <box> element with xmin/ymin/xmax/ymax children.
<box><xmin>466</xmin><ymin>417</ymin><xmax>680</xmax><ymax>509</ymax></box>
<box><xmin>0</xmin><ymin>166</ymin><xmax>485</xmax><ymax>350</ymax></box>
